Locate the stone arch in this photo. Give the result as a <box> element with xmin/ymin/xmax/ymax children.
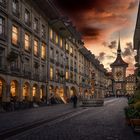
<box><xmin>22</xmin><ymin>82</ymin><xmax>30</xmax><ymax>101</ymax></box>
<box><xmin>49</xmin><ymin>85</ymin><xmax>54</xmax><ymax>95</ymax></box>
<box><xmin>0</xmin><ymin>77</ymin><xmax>6</xmax><ymax>102</ymax></box>
<box><xmin>40</xmin><ymin>85</ymin><xmax>45</xmax><ymax>100</ymax></box>
<box><xmin>65</xmin><ymin>86</ymin><xmax>70</xmax><ymax>98</ymax></box>
<box><xmin>54</xmin><ymin>86</ymin><xmax>59</xmax><ymax>97</ymax></box>
<box><xmin>84</xmin><ymin>89</ymin><xmax>88</xmax><ymax>98</ymax></box>
<box><xmin>32</xmin><ymin>84</ymin><xmax>39</xmax><ymax>102</ymax></box>
<box><xmin>10</xmin><ymin>80</ymin><xmax>18</xmax><ymax>101</ymax></box>
<box><xmin>70</xmin><ymin>86</ymin><xmax>77</xmax><ymax>97</ymax></box>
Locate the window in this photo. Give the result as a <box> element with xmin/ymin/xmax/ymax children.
<box><xmin>12</xmin><ymin>0</ymin><xmax>19</xmax><ymax>15</ymax></box>
<box><xmin>0</xmin><ymin>0</ymin><xmax>6</xmax><ymax>7</ymax></box>
<box><xmin>66</xmin><ymin>70</ymin><xmax>69</xmax><ymax>80</ymax></box>
<box><xmin>50</xmin><ymin>47</ymin><xmax>53</xmax><ymax>58</ymax></box>
<box><xmin>34</xmin><ymin>40</ymin><xmax>38</xmax><ymax>56</ymax></box>
<box><xmin>66</xmin><ymin>43</ymin><xmax>69</xmax><ymax>51</ymax></box>
<box><xmin>60</xmin><ymin>37</ymin><xmax>63</xmax><ymax>48</ymax></box>
<box><xmin>70</xmin><ymin>46</ymin><xmax>73</xmax><ymax>54</ymax></box>
<box><xmin>25</xmin><ymin>9</ymin><xmax>30</xmax><ymax>24</ymax></box>
<box><xmin>33</xmin><ymin>18</ymin><xmax>38</xmax><ymax>31</ymax></box>
<box><xmin>49</xmin><ymin>28</ymin><xmax>53</xmax><ymax>40</ymax></box>
<box><xmin>55</xmin><ymin>33</ymin><xmax>58</xmax><ymax>44</ymax></box>
<box><xmin>41</xmin><ymin>25</ymin><xmax>45</xmax><ymax>38</ymax></box>
<box><xmin>41</xmin><ymin>43</ymin><xmax>46</xmax><ymax>59</ymax></box>
<box><xmin>24</xmin><ymin>33</ymin><xmax>30</xmax><ymax>51</ymax></box>
<box><xmin>50</xmin><ymin>67</ymin><xmax>53</xmax><ymax>80</ymax></box>
<box><xmin>55</xmin><ymin>51</ymin><xmax>59</xmax><ymax>61</ymax></box>
<box><xmin>0</xmin><ymin>49</ymin><xmax>4</xmax><ymax>68</ymax></box>
<box><xmin>12</xmin><ymin>25</ymin><xmax>18</xmax><ymax>45</ymax></box>
<box><xmin>56</xmin><ymin>69</ymin><xmax>59</xmax><ymax>81</ymax></box>
<box><xmin>0</xmin><ymin>17</ymin><xmax>4</xmax><ymax>35</ymax></box>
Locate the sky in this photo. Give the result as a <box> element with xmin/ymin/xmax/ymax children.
<box><xmin>53</xmin><ymin>0</ymin><xmax>139</xmax><ymax>75</ymax></box>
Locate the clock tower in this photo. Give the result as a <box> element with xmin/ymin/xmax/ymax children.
<box><xmin>110</xmin><ymin>38</ymin><xmax>128</xmax><ymax>96</ymax></box>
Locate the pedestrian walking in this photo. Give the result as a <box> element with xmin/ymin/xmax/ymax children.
<box><xmin>71</xmin><ymin>93</ymin><xmax>78</xmax><ymax>108</ymax></box>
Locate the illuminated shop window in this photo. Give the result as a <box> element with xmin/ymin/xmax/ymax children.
<box><xmin>32</xmin><ymin>86</ymin><xmax>36</xmax><ymax>97</ymax></box>
<box><xmin>60</xmin><ymin>37</ymin><xmax>63</xmax><ymax>48</ymax></box>
<box><xmin>55</xmin><ymin>33</ymin><xmax>58</xmax><ymax>44</ymax></box>
<box><xmin>10</xmin><ymin>81</ymin><xmax>16</xmax><ymax>97</ymax></box>
<box><xmin>0</xmin><ymin>80</ymin><xmax>2</xmax><ymax>98</ymax></box>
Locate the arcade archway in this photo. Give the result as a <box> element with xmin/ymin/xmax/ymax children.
<box><xmin>0</xmin><ymin>77</ymin><xmax>6</xmax><ymax>102</ymax></box>
<box><xmin>23</xmin><ymin>82</ymin><xmax>30</xmax><ymax>101</ymax></box>
<box><xmin>10</xmin><ymin>80</ymin><xmax>18</xmax><ymax>101</ymax></box>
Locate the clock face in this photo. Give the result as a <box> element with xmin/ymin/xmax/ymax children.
<box><xmin>114</xmin><ymin>67</ymin><xmax>124</xmax><ymax>81</ymax></box>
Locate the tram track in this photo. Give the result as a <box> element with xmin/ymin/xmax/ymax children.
<box><xmin>0</xmin><ymin>98</ymin><xmax>121</xmax><ymax>140</ymax></box>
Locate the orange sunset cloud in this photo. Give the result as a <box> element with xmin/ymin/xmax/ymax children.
<box><xmin>53</xmin><ymin>0</ymin><xmax>139</xmax><ymax>75</ymax></box>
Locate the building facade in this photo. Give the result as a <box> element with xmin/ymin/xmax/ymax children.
<box><xmin>126</xmin><ymin>74</ymin><xmax>136</xmax><ymax>95</ymax></box>
<box><xmin>0</xmin><ymin>0</ymin><xmax>108</xmax><ymax>107</ymax></box>
<box><xmin>134</xmin><ymin>2</ymin><xmax>140</xmax><ymax>89</ymax></box>
<box><xmin>110</xmin><ymin>39</ymin><xmax>128</xmax><ymax>96</ymax></box>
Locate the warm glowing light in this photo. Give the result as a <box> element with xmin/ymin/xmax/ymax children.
<box><xmin>41</xmin><ymin>43</ymin><xmax>46</xmax><ymax>59</ymax></box>
<box><xmin>0</xmin><ymin>80</ymin><xmax>2</xmax><ymax>98</ymax></box>
<box><xmin>34</xmin><ymin>40</ymin><xmax>38</xmax><ymax>56</ymax></box>
<box><xmin>12</xmin><ymin>25</ymin><xmax>18</xmax><ymax>45</ymax></box>
<box><xmin>10</xmin><ymin>81</ymin><xmax>16</xmax><ymax>97</ymax></box>
<box><xmin>50</xmin><ymin>67</ymin><xmax>53</xmax><ymax>80</ymax></box>
<box><xmin>24</xmin><ymin>33</ymin><xmax>30</xmax><ymax>50</ymax></box>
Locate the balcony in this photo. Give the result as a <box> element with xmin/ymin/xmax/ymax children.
<box><xmin>41</xmin><ymin>75</ymin><xmax>46</xmax><ymax>82</ymax></box>
<box><xmin>33</xmin><ymin>74</ymin><xmax>40</xmax><ymax>81</ymax></box>
<box><xmin>0</xmin><ymin>64</ymin><xmax>7</xmax><ymax>73</ymax></box>
<box><xmin>11</xmin><ymin>67</ymin><xmax>20</xmax><ymax>74</ymax></box>
<box><xmin>0</xmin><ymin>34</ymin><xmax>7</xmax><ymax>41</ymax></box>
<box><xmin>23</xmin><ymin>70</ymin><xmax>31</xmax><ymax>79</ymax></box>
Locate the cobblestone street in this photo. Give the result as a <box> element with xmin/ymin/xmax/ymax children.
<box><xmin>0</xmin><ymin>98</ymin><xmax>139</xmax><ymax>140</ymax></box>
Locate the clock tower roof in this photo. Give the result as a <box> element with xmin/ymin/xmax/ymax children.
<box><xmin>110</xmin><ymin>37</ymin><xmax>128</xmax><ymax>67</ymax></box>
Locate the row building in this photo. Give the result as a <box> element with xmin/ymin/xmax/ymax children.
<box><xmin>0</xmin><ymin>0</ymin><xmax>109</xmax><ymax>107</ymax></box>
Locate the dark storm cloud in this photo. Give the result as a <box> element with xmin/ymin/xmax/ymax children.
<box><xmin>102</xmin><ymin>40</ymin><xmax>117</xmax><ymax>49</ymax></box>
<box><xmin>80</xmin><ymin>27</ymin><xmax>103</xmax><ymax>39</ymax></box>
<box><xmin>128</xmin><ymin>0</ymin><xmax>138</xmax><ymax>9</ymax></box>
<box><xmin>53</xmin><ymin>0</ymin><xmax>111</xmax><ymax>13</ymax></box>
<box><xmin>97</xmin><ymin>52</ymin><xmax>106</xmax><ymax>61</ymax></box>
<box><xmin>122</xmin><ymin>42</ymin><xmax>133</xmax><ymax>57</ymax></box>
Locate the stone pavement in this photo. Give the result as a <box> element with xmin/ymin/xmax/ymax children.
<box><xmin>3</xmin><ymin>98</ymin><xmax>140</xmax><ymax>140</ymax></box>
<box><xmin>0</xmin><ymin>98</ymin><xmax>116</xmax><ymax>133</ymax></box>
